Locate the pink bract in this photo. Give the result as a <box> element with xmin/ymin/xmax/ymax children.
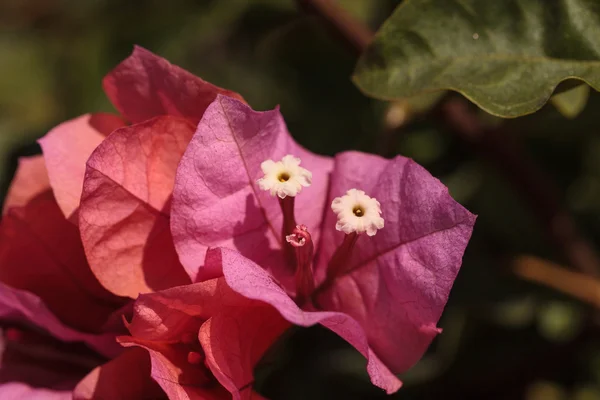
<box><xmin>1</xmin><ymin>47</ymin><xmax>278</xmax><ymax>399</ymax></box>
<box><xmin>37</xmin><ymin>46</ymin><xmax>247</xmax><ymax>298</ymax></box>
<box><xmin>0</xmin><ymin>155</ymin><xmax>126</xmax><ymax>354</ymax></box>
<box><xmin>117</xmin><ymin>279</ymin><xmax>287</xmax><ymax>400</ymax></box>
<box><xmin>78</xmin><ymin>116</ymin><xmax>194</xmax><ymax>297</ymax></box>
<box><xmin>171</xmin><ymin>95</ymin><xmax>476</xmax><ymax>393</ymax></box>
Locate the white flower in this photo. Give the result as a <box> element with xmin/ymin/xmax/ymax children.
<box><xmin>331</xmin><ymin>189</ymin><xmax>384</xmax><ymax>236</ymax></box>
<box><xmin>257</xmin><ymin>155</ymin><xmax>312</xmax><ymax>198</ymax></box>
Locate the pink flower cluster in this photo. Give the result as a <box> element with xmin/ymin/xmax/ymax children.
<box><xmin>0</xmin><ymin>47</ymin><xmax>475</xmax><ymax>399</ymax></box>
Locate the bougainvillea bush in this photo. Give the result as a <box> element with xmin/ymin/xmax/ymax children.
<box><xmin>0</xmin><ymin>44</ymin><xmax>474</xmax><ymax>399</ymax></box>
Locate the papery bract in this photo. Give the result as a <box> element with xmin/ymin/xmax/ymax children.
<box><xmin>0</xmin><ymin>326</ymin><xmax>101</xmax><ymax>400</ymax></box>
<box><xmin>38</xmin><ymin>113</ymin><xmax>125</xmax><ymax>220</ymax></box>
<box><xmin>0</xmin><ymin>384</ymin><xmax>71</xmax><ymax>400</ymax></box>
<box><xmin>2</xmin><ymin>156</ymin><xmax>49</xmax><ymax>214</ymax></box>
<box><xmin>1</xmin><ymin>46</ymin><xmax>253</xmax><ymax>400</ymax></box>
<box><xmin>171</xmin><ymin>95</ymin><xmax>332</xmax><ymax>283</ymax></box>
<box><xmin>103</xmin><ymin>46</ymin><xmax>245</xmax><ymax>125</ymax></box>
<box><xmin>118</xmin><ymin>279</ymin><xmax>288</xmax><ymax>400</ymax></box>
<box><xmin>79</xmin><ymin>116</ymin><xmax>194</xmax><ymax>297</ymax></box>
<box><xmin>75</xmin><ymin>47</ymin><xmax>248</xmax><ymax>298</ymax></box>
<box><xmin>0</xmin><ymin>155</ymin><xmax>125</xmax><ymax>355</ymax></box>
<box><xmin>172</xmin><ymin>96</ymin><xmax>476</xmax><ymax>393</ymax></box>
<box><xmin>73</xmin><ymin>348</ymin><xmax>163</xmax><ymax>400</ymax></box>
<box><xmin>314</xmin><ymin>151</ymin><xmax>475</xmax><ymax>372</ymax></box>
<box><xmin>0</xmin><ymin>190</ymin><xmax>124</xmax><ymax>333</ymax></box>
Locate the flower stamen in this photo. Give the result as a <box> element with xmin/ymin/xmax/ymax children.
<box><xmin>257</xmin><ymin>155</ymin><xmax>312</xmax><ymax>263</ymax></box>
<box><xmin>322</xmin><ymin>189</ymin><xmax>384</xmax><ymax>283</ymax></box>
<box><xmin>257</xmin><ymin>155</ymin><xmax>312</xmax><ymax>199</ymax></box>
<box><xmin>187</xmin><ymin>351</ymin><xmax>205</xmax><ymax>365</ymax></box>
<box><xmin>177</xmin><ymin>331</ymin><xmax>215</xmax><ymax>387</ymax></box>
<box><xmin>332</xmin><ymin>189</ymin><xmax>384</xmax><ymax>236</ymax></box>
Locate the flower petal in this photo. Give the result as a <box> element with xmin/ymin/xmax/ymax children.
<box><xmin>0</xmin><ymin>190</ymin><xmax>125</xmax><ymax>335</ymax></box>
<box><xmin>38</xmin><ymin>113</ymin><xmax>124</xmax><ymax>220</ymax></box>
<box><xmin>119</xmin><ymin>280</ymin><xmax>245</xmax><ymax>400</ymax></box>
<box><xmin>315</xmin><ymin>152</ymin><xmax>476</xmax><ymax>373</ymax></box>
<box><xmin>118</xmin><ymin>337</ymin><xmax>228</xmax><ymax>400</ymax></box>
<box><xmin>171</xmin><ymin>95</ymin><xmax>332</xmax><ymax>284</ymax></box>
<box><xmin>103</xmin><ymin>46</ymin><xmax>245</xmax><ymax>124</ymax></box>
<box><xmin>0</xmin><ymin>383</ymin><xmax>71</xmax><ymax>400</ymax></box>
<box><xmin>121</xmin><ymin>279</ymin><xmax>280</xmax><ymax>399</ymax></box>
<box><xmin>79</xmin><ymin>116</ymin><xmax>193</xmax><ymax>298</ymax></box>
<box><xmin>2</xmin><ymin>156</ymin><xmax>49</xmax><ymax>214</ymax></box>
<box><xmin>0</xmin><ymin>282</ymin><xmax>120</xmax><ymax>358</ymax></box>
<box><xmin>125</xmin><ymin>280</ymin><xmax>227</xmax><ymax>342</ymax></box>
<box><xmin>210</xmin><ymin>247</ymin><xmax>402</xmax><ymax>394</ymax></box>
<box><xmin>200</xmin><ymin>303</ymin><xmax>288</xmax><ymax>400</ymax></box>
<box><xmin>73</xmin><ymin>348</ymin><xmax>163</xmax><ymax>399</ymax></box>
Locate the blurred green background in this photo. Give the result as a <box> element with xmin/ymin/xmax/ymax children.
<box><xmin>3</xmin><ymin>0</ymin><xmax>600</xmax><ymax>399</ymax></box>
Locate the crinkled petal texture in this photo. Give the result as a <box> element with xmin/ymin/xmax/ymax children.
<box><xmin>171</xmin><ymin>95</ymin><xmax>333</xmax><ymax>282</ymax></box>
<box><xmin>119</xmin><ymin>279</ymin><xmax>288</xmax><ymax>400</ymax></box>
<box><xmin>0</xmin><ymin>156</ymin><xmax>125</xmax><ymax>356</ymax></box>
<box><xmin>0</xmin><ymin>157</ymin><xmax>126</xmax><ymax>356</ymax></box>
<box><xmin>199</xmin><ymin>302</ymin><xmax>286</xmax><ymax>398</ymax></box>
<box><xmin>210</xmin><ymin>248</ymin><xmax>401</xmax><ymax>394</ymax></box>
<box><xmin>103</xmin><ymin>46</ymin><xmax>245</xmax><ymax>125</ymax></box>
<box><xmin>73</xmin><ymin>348</ymin><xmax>164</xmax><ymax>399</ymax></box>
<box><xmin>38</xmin><ymin>113</ymin><xmax>125</xmax><ymax>220</ymax></box>
<box><xmin>315</xmin><ymin>152</ymin><xmax>476</xmax><ymax>373</ymax></box>
<box><xmin>79</xmin><ymin>116</ymin><xmax>194</xmax><ymax>298</ymax></box>
<box><xmin>39</xmin><ymin>46</ymin><xmax>243</xmax><ymax>223</ymax></box>
<box><xmin>0</xmin><ymin>190</ymin><xmax>124</xmax><ymax>334</ymax></box>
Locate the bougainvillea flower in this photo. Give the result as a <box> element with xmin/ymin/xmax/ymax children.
<box><xmin>116</xmin><ymin>278</ymin><xmax>286</xmax><ymax>400</ymax></box>
<box><xmin>1</xmin><ymin>47</ymin><xmax>280</xmax><ymax>399</ymax></box>
<box><xmin>171</xmin><ymin>95</ymin><xmax>476</xmax><ymax>393</ymax></box>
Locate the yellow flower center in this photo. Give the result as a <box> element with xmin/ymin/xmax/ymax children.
<box><xmin>353</xmin><ymin>205</ymin><xmax>364</xmax><ymax>217</ymax></box>
<box><xmin>278</xmin><ymin>172</ymin><xmax>290</xmax><ymax>182</ymax></box>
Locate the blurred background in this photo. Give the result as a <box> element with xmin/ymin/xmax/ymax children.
<box><xmin>3</xmin><ymin>0</ymin><xmax>600</xmax><ymax>399</ymax></box>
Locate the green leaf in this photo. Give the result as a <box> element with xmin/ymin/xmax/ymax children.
<box><xmin>550</xmin><ymin>84</ymin><xmax>590</xmax><ymax>118</ymax></box>
<box><xmin>353</xmin><ymin>0</ymin><xmax>600</xmax><ymax>118</ymax></box>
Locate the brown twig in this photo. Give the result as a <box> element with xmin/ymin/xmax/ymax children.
<box><xmin>513</xmin><ymin>255</ymin><xmax>600</xmax><ymax>308</ymax></box>
<box><xmin>295</xmin><ymin>0</ymin><xmax>600</xmax><ymax>277</ymax></box>
<box><xmin>295</xmin><ymin>0</ymin><xmax>372</xmax><ymax>55</ymax></box>
<box><xmin>437</xmin><ymin>99</ymin><xmax>600</xmax><ymax>277</ymax></box>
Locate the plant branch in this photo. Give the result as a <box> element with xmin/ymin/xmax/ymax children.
<box><xmin>295</xmin><ymin>0</ymin><xmax>372</xmax><ymax>55</ymax></box>
<box><xmin>296</xmin><ymin>0</ymin><xmax>600</xmax><ymax>277</ymax></box>
<box><xmin>513</xmin><ymin>255</ymin><xmax>600</xmax><ymax>307</ymax></box>
<box><xmin>437</xmin><ymin>98</ymin><xmax>600</xmax><ymax>277</ymax></box>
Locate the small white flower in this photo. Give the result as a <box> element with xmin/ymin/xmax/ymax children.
<box><xmin>331</xmin><ymin>189</ymin><xmax>384</xmax><ymax>236</ymax></box>
<box><xmin>257</xmin><ymin>155</ymin><xmax>312</xmax><ymax>198</ymax></box>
